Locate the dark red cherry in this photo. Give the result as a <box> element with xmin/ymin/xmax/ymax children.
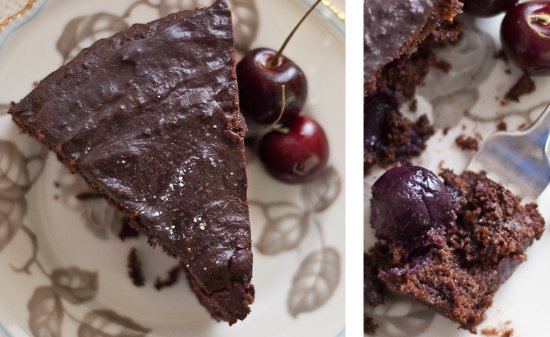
<box><xmin>259</xmin><ymin>116</ymin><xmax>329</xmax><ymax>184</ymax></box>
<box><xmin>237</xmin><ymin>48</ymin><xmax>307</xmax><ymax>125</ymax></box>
<box><xmin>501</xmin><ymin>1</ymin><xmax>550</xmax><ymax>75</ymax></box>
<box><xmin>371</xmin><ymin>166</ymin><xmax>457</xmax><ymax>243</ymax></box>
<box><xmin>462</xmin><ymin>0</ymin><xmax>518</xmax><ymax>17</ymax></box>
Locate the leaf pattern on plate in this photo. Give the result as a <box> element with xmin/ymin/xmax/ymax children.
<box><xmin>256</xmin><ymin>210</ymin><xmax>311</xmax><ymax>255</ymax></box>
<box><xmin>367</xmin><ymin>293</ymin><xmax>436</xmax><ymax>337</ymax></box>
<box><xmin>51</xmin><ymin>267</ymin><xmax>98</xmax><ymax>305</ymax></box>
<box><xmin>56</xmin><ymin>13</ymin><xmax>129</xmax><ymax>62</ymax></box>
<box><xmin>77</xmin><ymin>310</ymin><xmax>151</xmax><ymax>337</ymax></box>
<box><xmin>81</xmin><ymin>197</ymin><xmax>125</xmax><ymax>240</ymax></box>
<box><xmin>287</xmin><ymin>247</ymin><xmax>340</xmax><ymax>317</ymax></box>
<box><xmin>252</xmin><ymin>165</ymin><xmax>342</xmax><ymax>315</ymax></box>
<box><xmin>155</xmin><ymin>0</ymin><xmax>258</xmax><ymax>53</ymax></box>
<box><xmin>0</xmin><ymin>103</ymin><xmax>9</xmax><ymax>116</ymax></box>
<box><xmin>229</xmin><ymin>0</ymin><xmax>258</xmax><ymax>53</ymax></box>
<box><xmin>56</xmin><ymin>170</ymin><xmax>125</xmax><ymax>240</ymax></box>
<box><xmin>27</xmin><ymin>287</ymin><xmax>64</xmax><ymax>337</ymax></box>
<box><xmin>301</xmin><ymin>166</ymin><xmax>341</xmax><ymax>213</ymax></box>
<box><xmin>0</xmin><ymin>141</ymin><xmax>31</xmax><ymax>252</ymax></box>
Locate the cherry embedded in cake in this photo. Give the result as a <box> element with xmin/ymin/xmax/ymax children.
<box><xmin>9</xmin><ymin>0</ymin><xmax>253</xmax><ymax>324</ymax></box>
<box><xmin>366</xmin><ymin>166</ymin><xmax>545</xmax><ymax>332</ymax></box>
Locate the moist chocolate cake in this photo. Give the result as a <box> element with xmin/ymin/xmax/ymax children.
<box><xmin>367</xmin><ymin>166</ymin><xmax>545</xmax><ymax>332</ymax></box>
<box><xmin>364</xmin><ymin>0</ymin><xmax>462</xmax><ymax>95</ymax></box>
<box><xmin>9</xmin><ymin>0</ymin><xmax>253</xmax><ymax>324</ymax></box>
<box><xmin>364</xmin><ymin>0</ymin><xmax>462</xmax><ymax>171</ymax></box>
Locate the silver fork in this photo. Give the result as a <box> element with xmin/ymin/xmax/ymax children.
<box><xmin>467</xmin><ymin>104</ymin><xmax>550</xmax><ymax>202</ymax></box>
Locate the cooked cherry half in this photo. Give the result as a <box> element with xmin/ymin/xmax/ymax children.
<box><xmin>501</xmin><ymin>1</ymin><xmax>550</xmax><ymax>75</ymax></box>
<box><xmin>370</xmin><ymin>166</ymin><xmax>457</xmax><ymax>243</ymax></box>
<box><xmin>237</xmin><ymin>48</ymin><xmax>308</xmax><ymax>125</ymax></box>
<box><xmin>463</xmin><ymin>0</ymin><xmax>518</xmax><ymax>17</ymax></box>
<box><xmin>259</xmin><ymin>116</ymin><xmax>329</xmax><ymax>184</ymax></box>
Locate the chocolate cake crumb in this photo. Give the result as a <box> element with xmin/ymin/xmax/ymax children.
<box><xmin>505</xmin><ymin>74</ymin><xmax>535</xmax><ymax>102</ymax></box>
<box><xmin>364</xmin><ymin>316</ymin><xmax>378</xmax><ymax>335</ymax></box>
<box><xmin>119</xmin><ymin>217</ymin><xmax>140</xmax><ymax>241</ymax></box>
<box><xmin>53</xmin><ymin>195</ymin><xmax>59</xmax><ymax>200</ymax></box>
<box><xmin>455</xmin><ymin>134</ymin><xmax>479</xmax><ymax>151</ymax></box>
<box><xmin>154</xmin><ymin>265</ymin><xmax>182</xmax><ymax>291</ymax></box>
<box><xmin>53</xmin><ymin>181</ymin><xmax>60</xmax><ymax>188</ymax></box>
<box><xmin>443</xmin><ymin>126</ymin><xmax>450</xmax><ymax>135</ymax></box>
<box><xmin>497</xmin><ymin>121</ymin><xmax>507</xmax><ymax>131</ymax></box>
<box><xmin>128</xmin><ymin>248</ymin><xmax>145</xmax><ymax>287</ymax></box>
<box><xmin>481</xmin><ymin>325</ymin><xmax>514</xmax><ymax>337</ymax></box>
<box><xmin>517</xmin><ymin>123</ymin><xmax>527</xmax><ymax>130</ymax></box>
<box><xmin>409</xmin><ymin>99</ymin><xmax>418</xmax><ymax>112</ymax></box>
<box><xmin>76</xmin><ymin>192</ymin><xmax>103</xmax><ymax>201</ymax></box>
<box><xmin>435</xmin><ymin>60</ymin><xmax>451</xmax><ymax>73</ymax></box>
<box><xmin>505</xmin><ymin>69</ymin><xmax>511</xmax><ymax>75</ymax></box>
<box><xmin>364</xmin><ymin>253</ymin><xmax>385</xmax><ymax>335</ymax></box>
<box><xmin>495</xmin><ymin>50</ymin><xmax>508</xmax><ymax>62</ymax></box>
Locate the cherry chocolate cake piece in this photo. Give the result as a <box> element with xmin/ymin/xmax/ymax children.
<box><xmin>9</xmin><ymin>0</ymin><xmax>253</xmax><ymax>324</ymax></box>
<box><xmin>364</xmin><ymin>0</ymin><xmax>462</xmax><ymax>172</ymax></box>
<box><xmin>367</xmin><ymin>166</ymin><xmax>545</xmax><ymax>332</ymax></box>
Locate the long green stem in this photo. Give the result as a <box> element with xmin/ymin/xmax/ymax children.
<box><xmin>269</xmin><ymin>0</ymin><xmax>323</xmax><ymax>67</ymax></box>
<box><xmin>265</xmin><ymin>85</ymin><xmax>290</xmax><ymax>134</ymax></box>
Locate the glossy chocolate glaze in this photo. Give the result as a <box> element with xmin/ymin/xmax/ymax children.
<box><xmin>9</xmin><ymin>0</ymin><xmax>252</xmax><ymax>322</ymax></box>
<box><xmin>364</xmin><ymin>0</ymin><xmax>440</xmax><ymax>91</ymax></box>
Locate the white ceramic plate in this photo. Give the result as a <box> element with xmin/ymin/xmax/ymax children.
<box><xmin>365</xmin><ymin>14</ymin><xmax>550</xmax><ymax>337</ymax></box>
<box><xmin>0</xmin><ymin>1</ymin><xmax>345</xmax><ymax>336</ymax></box>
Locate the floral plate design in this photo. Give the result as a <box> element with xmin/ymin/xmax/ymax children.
<box><xmin>364</xmin><ymin>15</ymin><xmax>550</xmax><ymax>337</ymax></box>
<box><xmin>0</xmin><ymin>0</ymin><xmax>345</xmax><ymax>336</ymax></box>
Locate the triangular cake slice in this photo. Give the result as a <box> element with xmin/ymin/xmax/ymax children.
<box><xmin>9</xmin><ymin>0</ymin><xmax>253</xmax><ymax>324</ymax></box>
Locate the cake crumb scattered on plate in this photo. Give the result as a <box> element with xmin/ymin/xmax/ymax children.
<box><xmin>409</xmin><ymin>99</ymin><xmax>417</xmax><ymax>112</ymax></box>
<box><xmin>497</xmin><ymin>121</ymin><xmax>507</xmax><ymax>131</ymax></box>
<box><xmin>455</xmin><ymin>134</ymin><xmax>480</xmax><ymax>151</ymax></box>
<box><xmin>128</xmin><ymin>248</ymin><xmax>145</xmax><ymax>287</ymax></box>
<box><xmin>480</xmin><ymin>321</ymin><xmax>514</xmax><ymax>337</ymax></box>
<box><xmin>504</xmin><ymin>73</ymin><xmax>535</xmax><ymax>103</ymax></box>
<box><xmin>119</xmin><ymin>217</ymin><xmax>140</xmax><ymax>241</ymax></box>
<box><xmin>364</xmin><ymin>316</ymin><xmax>378</xmax><ymax>335</ymax></box>
<box><xmin>154</xmin><ymin>265</ymin><xmax>182</xmax><ymax>291</ymax></box>
<box><xmin>494</xmin><ymin>49</ymin><xmax>508</xmax><ymax>62</ymax></box>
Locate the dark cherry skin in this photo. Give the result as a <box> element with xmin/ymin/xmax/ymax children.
<box><xmin>259</xmin><ymin>116</ymin><xmax>329</xmax><ymax>184</ymax></box>
<box><xmin>371</xmin><ymin>166</ymin><xmax>457</xmax><ymax>243</ymax></box>
<box><xmin>237</xmin><ymin>48</ymin><xmax>308</xmax><ymax>125</ymax></box>
<box><xmin>501</xmin><ymin>1</ymin><xmax>550</xmax><ymax>75</ymax></box>
<box><xmin>462</xmin><ymin>0</ymin><xmax>518</xmax><ymax>17</ymax></box>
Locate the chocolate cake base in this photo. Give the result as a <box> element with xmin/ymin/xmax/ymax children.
<box><xmin>364</xmin><ymin>21</ymin><xmax>462</xmax><ymax>172</ymax></box>
<box><xmin>368</xmin><ymin>170</ymin><xmax>545</xmax><ymax>332</ymax></box>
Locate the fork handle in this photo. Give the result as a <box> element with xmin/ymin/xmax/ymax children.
<box><xmin>530</xmin><ymin>104</ymin><xmax>550</xmax><ymax>154</ymax></box>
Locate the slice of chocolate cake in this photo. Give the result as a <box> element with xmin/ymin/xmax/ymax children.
<box><xmin>368</xmin><ymin>166</ymin><xmax>545</xmax><ymax>332</ymax></box>
<box><xmin>364</xmin><ymin>0</ymin><xmax>462</xmax><ymax>171</ymax></box>
<box><xmin>9</xmin><ymin>0</ymin><xmax>253</xmax><ymax>324</ymax></box>
<box><xmin>364</xmin><ymin>0</ymin><xmax>462</xmax><ymax>95</ymax></box>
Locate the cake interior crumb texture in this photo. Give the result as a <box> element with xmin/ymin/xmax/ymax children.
<box><xmin>364</xmin><ymin>0</ymin><xmax>463</xmax><ymax>170</ymax></box>
<box><xmin>367</xmin><ymin>170</ymin><xmax>545</xmax><ymax>332</ymax></box>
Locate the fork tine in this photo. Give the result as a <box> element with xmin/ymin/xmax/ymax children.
<box><xmin>467</xmin><ymin>103</ymin><xmax>550</xmax><ymax>201</ymax></box>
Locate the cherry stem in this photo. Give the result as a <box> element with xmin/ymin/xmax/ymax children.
<box><xmin>269</xmin><ymin>0</ymin><xmax>322</xmax><ymax>68</ymax></box>
<box><xmin>266</xmin><ymin>84</ymin><xmax>290</xmax><ymax>134</ymax></box>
